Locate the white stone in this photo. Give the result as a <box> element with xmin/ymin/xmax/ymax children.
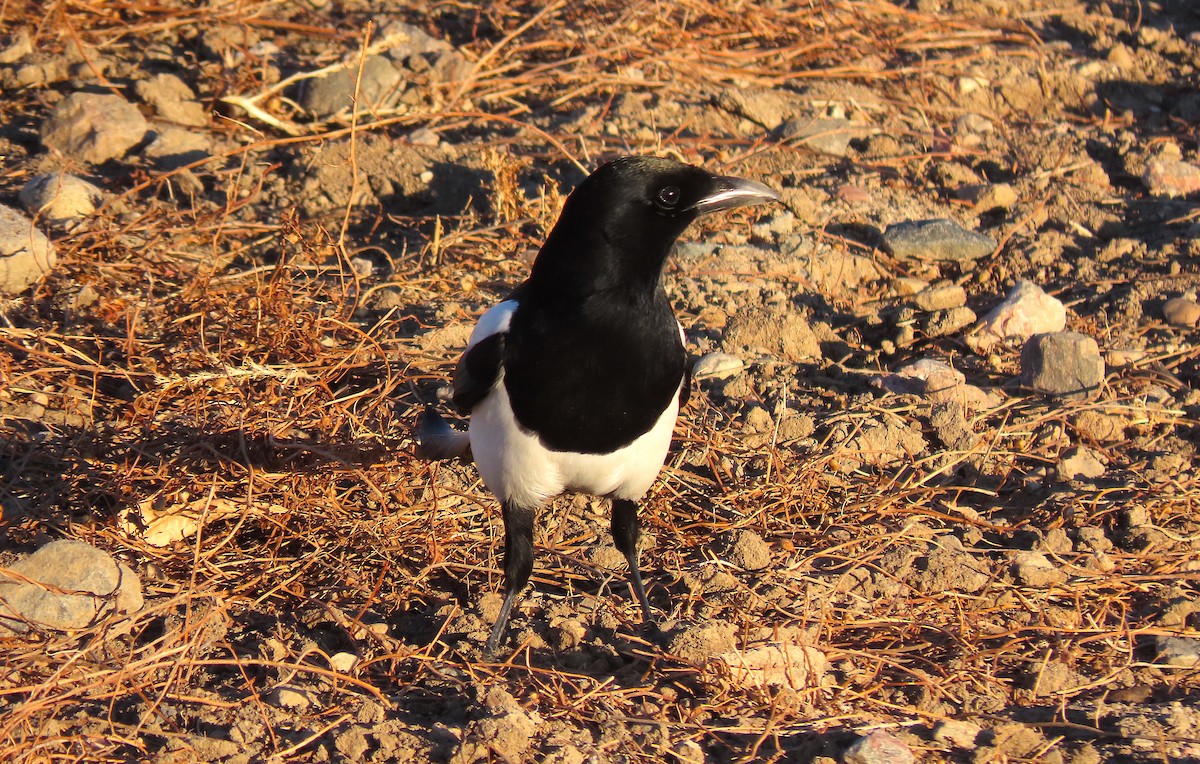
<box><xmin>693</xmin><ymin>352</ymin><xmax>745</xmax><ymax>380</ymax></box>
<box><xmin>967</xmin><ymin>280</ymin><xmax>1067</xmax><ymax>353</ymax></box>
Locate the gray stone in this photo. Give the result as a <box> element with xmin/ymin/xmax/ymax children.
<box><xmin>1059</xmin><ymin>447</ymin><xmax>1106</xmax><ymax>480</ymax></box>
<box><xmin>135</xmin><ymin>73</ymin><xmax>208</xmax><ymax>127</ymax></box>
<box><xmin>923</xmin><ymin>306</ymin><xmax>976</xmax><ymax>338</ymax></box>
<box><xmin>0</xmin><ymin>204</ymin><xmax>57</xmax><ymax>295</ymax></box>
<box><xmin>0</xmin><ymin>539</ymin><xmax>143</xmax><ymax>634</ymax></box>
<box><xmin>19</xmin><ymin>173</ymin><xmax>103</xmax><ymax>226</ymax></box>
<box><xmin>776</xmin><ymin>116</ymin><xmax>856</xmax><ymax>156</ymax></box>
<box><xmin>40</xmin><ymin>92</ymin><xmax>149</xmax><ymax>164</ymax></box>
<box><xmin>843</xmin><ymin>730</ymin><xmax>915</xmax><ymax>764</ymax></box>
<box><xmin>914</xmin><ymin>283</ymin><xmax>967</xmax><ymax>312</ymax></box>
<box><xmin>301</xmin><ymin>55</ymin><xmax>404</xmax><ymax>117</ymax></box>
<box><xmin>1152</xmin><ymin>636</ymin><xmax>1200</xmax><ymax>667</ymax></box>
<box><xmin>882</xmin><ymin>218</ymin><xmax>996</xmax><ymax>263</ymax></box>
<box><xmin>1021</xmin><ymin>332</ymin><xmax>1105</xmax><ymax>399</ymax></box>
<box><xmin>693</xmin><ymin>352</ymin><xmax>745</xmax><ymax>380</ymax></box>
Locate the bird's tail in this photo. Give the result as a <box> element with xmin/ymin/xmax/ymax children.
<box><xmin>416</xmin><ymin>406</ymin><xmax>471</xmax><ymax>460</ymax></box>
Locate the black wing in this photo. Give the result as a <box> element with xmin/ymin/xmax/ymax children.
<box><xmin>452</xmin><ymin>332</ymin><xmax>504</xmax><ymax>414</ymax></box>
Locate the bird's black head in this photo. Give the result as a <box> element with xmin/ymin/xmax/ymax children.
<box><xmin>531</xmin><ymin>156</ymin><xmax>779</xmax><ymax>298</ymax></box>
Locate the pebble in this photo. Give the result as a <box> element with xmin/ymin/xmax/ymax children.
<box><xmin>134</xmin><ymin>73</ymin><xmax>208</xmax><ymax>126</ymax></box>
<box><xmin>881</xmin><ymin>218</ymin><xmax>996</xmax><ymax>263</ymax></box>
<box><xmin>0</xmin><ymin>28</ymin><xmax>32</xmax><ymax>64</ymax></box>
<box><xmin>923</xmin><ymin>306</ymin><xmax>976</xmax><ymax>338</ymax></box>
<box><xmin>914</xmin><ymin>283</ymin><xmax>967</xmax><ymax>312</ymax></box>
<box><xmin>40</xmin><ymin>92</ymin><xmax>149</xmax><ymax>164</ymax></box>
<box><xmin>959</xmin><ymin>182</ymin><xmax>1018</xmax><ymax>211</ymax></box>
<box><xmin>1152</xmin><ymin>636</ymin><xmax>1200</xmax><ymax>668</ymax></box>
<box><xmin>955</xmin><ymin>113</ymin><xmax>994</xmax><ymax>136</ymax></box>
<box><xmin>268</xmin><ymin>685</ymin><xmax>314</xmax><ymax>710</ymax></box>
<box><xmin>329</xmin><ymin>652</ymin><xmax>358</xmax><ymax>672</ymax></box>
<box><xmin>0</xmin><ymin>204</ymin><xmax>57</xmax><ymax>295</ymax></box>
<box><xmin>19</xmin><ymin>173</ymin><xmax>103</xmax><ymax>226</ymax></box>
<box><xmin>1143</xmin><ymin>159</ymin><xmax>1200</xmax><ymax>198</ymax></box>
<box><xmin>843</xmin><ymin>730</ymin><xmax>915</xmax><ymax>764</ymax></box>
<box><xmin>1020</xmin><ymin>332</ymin><xmax>1105</xmax><ymax>400</ymax></box>
<box><xmin>967</xmin><ymin>280</ymin><xmax>1066</xmax><ymax>353</ymax></box>
<box><xmin>144</xmin><ymin>127</ymin><xmax>211</xmax><ymax>170</ymax></box>
<box><xmin>1013</xmin><ymin>551</ymin><xmax>1066</xmax><ymax>587</ymax></box>
<box><xmin>1058</xmin><ymin>446</ymin><xmax>1106</xmax><ymax>480</ymax></box>
<box><xmin>932</xmin><ymin>720</ymin><xmax>982</xmax><ymax>750</ymax></box>
<box><xmin>1163</xmin><ymin>296</ymin><xmax>1200</xmax><ymax>327</ymax></box>
<box><xmin>0</xmin><ymin>539</ymin><xmax>143</xmax><ymax>634</ymax></box>
<box><xmin>300</xmin><ymin>55</ymin><xmax>404</xmax><ymax>117</ymax></box>
<box><xmin>775</xmin><ymin>116</ymin><xmax>856</xmax><ymax>157</ymax></box>
<box><xmin>693</xmin><ymin>352</ymin><xmax>745</xmax><ymax>380</ymax></box>
<box><xmin>713</xmin><ymin>642</ymin><xmax>827</xmax><ymax>691</ymax></box>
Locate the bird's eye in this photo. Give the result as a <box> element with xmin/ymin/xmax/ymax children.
<box><xmin>656</xmin><ymin>185</ymin><xmax>681</xmax><ymax>208</ymax></box>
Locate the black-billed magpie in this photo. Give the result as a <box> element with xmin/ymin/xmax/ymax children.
<box><xmin>424</xmin><ymin>155</ymin><xmax>780</xmax><ymax>653</ymax></box>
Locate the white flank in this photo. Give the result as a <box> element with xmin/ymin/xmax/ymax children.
<box><xmin>469</xmin><ymin>300</ymin><xmax>518</xmax><ymax>348</ymax></box>
<box><xmin>470</xmin><ymin>381</ymin><xmax>681</xmax><ymax>509</ymax></box>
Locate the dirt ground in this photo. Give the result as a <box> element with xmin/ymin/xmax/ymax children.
<box><xmin>2</xmin><ymin>0</ymin><xmax>1200</xmax><ymax>762</ymax></box>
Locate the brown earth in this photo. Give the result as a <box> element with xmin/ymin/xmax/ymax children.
<box><xmin>2</xmin><ymin>1</ymin><xmax>1200</xmax><ymax>762</ymax></box>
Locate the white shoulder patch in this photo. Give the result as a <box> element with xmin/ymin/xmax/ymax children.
<box><xmin>468</xmin><ymin>300</ymin><xmax>518</xmax><ymax>349</ymax></box>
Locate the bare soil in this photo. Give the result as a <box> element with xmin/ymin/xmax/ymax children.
<box><xmin>2</xmin><ymin>1</ymin><xmax>1200</xmax><ymax>762</ymax></box>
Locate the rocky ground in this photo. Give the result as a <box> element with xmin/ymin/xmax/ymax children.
<box><xmin>2</xmin><ymin>0</ymin><xmax>1200</xmax><ymax>762</ymax></box>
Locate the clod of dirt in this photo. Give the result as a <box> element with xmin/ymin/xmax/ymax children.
<box><xmin>720</xmin><ymin>529</ymin><xmax>772</xmax><ymax>571</ymax></box>
<box><xmin>776</xmin><ymin>116</ymin><xmax>857</xmax><ymax>157</ymax></box>
<box><xmin>721</xmin><ymin>306</ymin><xmax>821</xmax><ymax>360</ymax></box>
<box><xmin>1163</xmin><ymin>296</ymin><xmax>1200</xmax><ymax>327</ymax></box>
<box><xmin>711</xmin><ymin>642</ymin><xmax>827</xmax><ymax>691</ymax></box>
<box><xmin>1020</xmin><ymin>332</ymin><xmax>1105</xmax><ymax>400</ymax></box>
<box><xmin>19</xmin><ymin>172</ymin><xmax>103</xmax><ymax>227</ymax></box>
<box><xmin>1071</xmin><ymin>410</ymin><xmax>1128</xmax><ymax>443</ymax></box>
<box><xmin>834</xmin><ymin>418</ymin><xmax>927</xmax><ymax>471</ymax></box>
<box><xmin>881</xmin><ymin>218</ymin><xmax>996</xmax><ymax>263</ymax></box>
<box><xmin>1012</xmin><ymin>551</ymin><xmax>1066</xmax><ymax>587</ymax></box>
<box><xmin>135</xmin><ymin>73</ymin><xmax>209</xmax><ymax>127</ymax></box>
<box><xmin>1033</xmin><ymin>661</ymin><xmax>1089</xmax><ymax>696</ymax></box>
<box><xmin>267</xmin><ymin>685</ymin><xmax>314</xmax><ymax>710</ymax></box>
<box><xmin>0</xmin><ymin>539</ymin><xmax>143</xmax><ymax>634</ymax></box>
<box><xmin>923</xmin><ymin>306</ymin><xmax>977</xmax><ymax>338</ymax></box>
<box><xmin>843</xmin><ymin>730</ymin><xmax>915</xmax><ymax>764</ymax></box>
<box><xmin>144</xmin><ymin>126</ymin><xmax>212</xmax><ymax>170</ymax></box>
<box><xmin>932</xmin><ymin>720</ymin><xmax>982</xmax><ymax>750</ymax></box>
<box><xmin>959</xmin><ymin>182</ymin><xmax>1018</xmax><ymax>211</ymax></box>
<box><xmin>452</xmin><ymin>687</ymin><xmax>541</xmax><ymax>764</ymax></box>
<box><xmin>1058</xmin><ymin>447</ymin><xmax>1106</xmax><ymax>480</ymax></box>
<box><xmin>967</xmin><ymin>280</ymin><xmax>1066</xmax><ymax>353</ymax></box>
<box><xmin>39</xmin><ymin>92</ymin><xmax>149</xmax><ymax>164</ymax></box>
<box><xmin>0</xmin><ymin>204</ymin><xmax>57</xmax><ymax>294</ymax></box>
<box><xmin>667</xmin><ymin>620</ymin><xmax>737</xmax><ymax>664</ymax></box>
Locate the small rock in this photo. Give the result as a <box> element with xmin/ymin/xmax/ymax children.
<box><xmin>19</xmin><ymin>173</ymin><xmax>103</xmax><ymax>226</ymax></box>
<box><xmin>1020</xmin><ymin>332</ymin><xmax>1105</xmax><ymax>400</ymax></box>
<box><xmin>914</xmin><ymin>283</ymin><xmax>967</xmax><ymax>312</ymax></box>
<box><xmin>1143</xmin><ymin>159</ymin><xmax>1200</xmax><ymax>198</ymax></box>
<box><xmin>837</xmin><ymin>184</ymin><xmax>872</xmax><ymax>203</ymax></box>
<box><xmin>1152</xmin><ymin>636</ymin><xmax>1200</xmax><ymax>668</ymax></box>
<box><xmin>923</xmin><ymin>306</ymin><xmax>976</xmax><ymax>338</ymax></box>
<box><xmin>1163</xmin><ymin>297</ymin><xmax>1200</xmax><ymax>327</ymax></box>
<box><xmin>1013</xmin><ymin>551</ymin><xmax>1066</xmax><ymax>587</ymax></box>
<box><xmin>329</xmin><ymin>652</ymin><xmax>358</xmax><ymax>672</ymax></box>
<box><xmin>135</xmin><ymin>73</ymin><xmax>208</xmax><ymax>126</ymax></box>
<box><xmin>667</xmin><ymin>620</ymin><xmax>737</xmax><ymax>664</ymax></box>
<box><xmin>882</xmin><ymin>218</ymin><xmax>996</xmax><ymax>263</ymax></box>
<box><xmin>893</xmin><ymin>277</ymin><xmax>929</xmax><ymax>296</ymax></box>
<box><xmin>40</xmin><ymin>92</ymin><xmax>149</xmax><ymax>164</ymax></box>
<box><xmin>877</xmin><ymin>358</ymin><xmax>964</xmax><ymax>396</ymax></box>
<box><xmin>843</xmin><ymin>730</ymin><xmax>915</xmax><ymax>764</ymax></box>
<box><xmin>0</xmin><ymin>539</ymin><xmax>143</xmax><ymax>634</ymax></box>
<box><xmin>776</xmin><ymin>116</ymin><xmax>857</xmax><ymax>157</ymax></box>
<box><xmin>1058</xmin><ymin>447</ymin><xmax>1106</xmax><ymax>480</ymax></box>
<box><xmin>955</xmin><ymin>113</ymin><xmax>994</xmax><ymax>135</ymax></box>
<box><xmin>693</xmin><ymin>352</ymin><xmax>745</xmax><ymax>380</ymax></box>
<box><xmin>671</xmin><ymin>740</ymin><xmax>706</xmax><ymax>764</ymax></box>
<box><xmin>722</xmin><ymin>307</ymin><xmax>821</xmax><ymax>361</ymax></box>
<box><xmin>933</xmin><ymin>720</ymin><xmax>982</xmax><ymax>750</ymax></box>
<box><xmin>268</xmin><ymin>685</ymin><xmax>314</xmax><ymax>710</ymax></box>
<box><xmin>959</xmin><ymin>182</ymin><xmax>1018</xmax><ymax>211</ymax></box>
<box><xmin>144</xmin><ymin>126</ymin><xmax>211</xmax><ymax>170</ymax></box>
<box><xmin>0</xmin><ymin>28</ymin><xmax>32</xmax><ymax>64</ymax></box>
<box><xmin>967</xmin><ymin>280</ymin><xmax>1066</xmax><ymax>353</ymax></box>
<box><xmin>301</xmin><ymin>55</ymin><xmax>404</xmax><ymax>117</ymax></box>
<box><xmin>722</xmin><ymin>529</ymin><xmax>771</xmax><ymax>571</ymax></box>
<box><xmin>0</xmin><ymin>205</ymin><xmax>57</xmax><ymax>295</ymax></box>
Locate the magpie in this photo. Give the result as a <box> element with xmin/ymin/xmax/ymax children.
<box><xmin>422</xmin><ymin>155</ymin><xmax>780</xmax><ymax>653</ymax></box>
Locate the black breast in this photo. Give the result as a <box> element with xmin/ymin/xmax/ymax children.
<box><xmin>503</xmin><ymin>289</ymin><xmax>686</xmax><ymax>454</ymax></box>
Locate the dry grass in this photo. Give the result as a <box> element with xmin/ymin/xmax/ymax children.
<box><xmin>2</xmin><ymin>0</ymin><xmax>1199</xmax><ymax>762</ymax></box>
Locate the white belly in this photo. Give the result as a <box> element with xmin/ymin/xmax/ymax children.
<box><xmin>469</xmin><ymin>381</ymin><xmax>680</xmax><ymax>509</ymax></box>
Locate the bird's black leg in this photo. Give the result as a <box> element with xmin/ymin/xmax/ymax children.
<box><xmin>486</xmin><ymin>501</ymin><xmax>535</xmax><ymax>654</ymax></box>
<box><xmin>611</xmin><ymin>498</ymin><xmax>656</xmax><ymax>629</ymax></box>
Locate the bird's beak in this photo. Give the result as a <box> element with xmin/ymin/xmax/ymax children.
<box><xmin>689</xmin><ymin>175</ymin><xmax>781</xmax><ymax>215</ymax></box>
